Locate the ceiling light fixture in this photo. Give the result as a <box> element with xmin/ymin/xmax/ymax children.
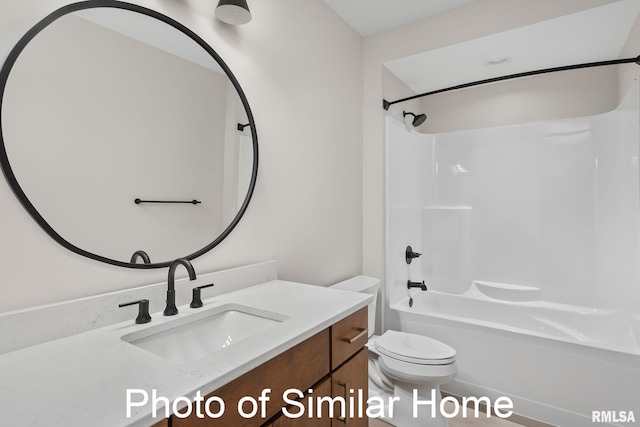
<box><xmin>215</xmin><ymin>0</ymin><xmax>252</xmax><ymax>25</ymax></box>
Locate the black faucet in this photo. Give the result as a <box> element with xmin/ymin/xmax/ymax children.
<box><xmin>130</xmin><ymin>250</ymin><xmax>151</xmax><ymax>264</ymax></box>
<box><xmin>407</xmin><ymin>280</ymin><xmax>428</xmax><ymax>291</ymax></box>
<box><xmin>119</xmin><ymin>299</ymin><xmax>152</xmax><ymax>324</ymax></box>
<box><xmin>164</xmin><ymin>258</ymin><xmax>197</xmax><ymax>316</ymax></box>
<box><xmin>190</xmin><ymin>283</ymin><xmax>215</xmax><ymax>308</ymax></box>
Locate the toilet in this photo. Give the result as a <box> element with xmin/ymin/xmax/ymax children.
<box><xmin>331</xmin><ymin>276</ymin><xmax>457</xmax><ymax>427</ymax></box>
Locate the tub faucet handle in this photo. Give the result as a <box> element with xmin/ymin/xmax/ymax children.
<box><xmin>407</xmin><ymin>280</ymin><xmax>428</xmax><ymax>291</ymax></box>
<box><xmin>405</xmin><ymin>246</ymin><xmax>422</xmax><ymax>264</ymax></box>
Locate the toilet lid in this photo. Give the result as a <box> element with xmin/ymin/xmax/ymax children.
<box><xmin>375</xmin><ymin>330</ymin><xmax>456</xmax><ymax>365</ymax></box>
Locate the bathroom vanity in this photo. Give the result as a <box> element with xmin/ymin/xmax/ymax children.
<box><xmin>170</xmin><ymin>306</ymin><xmax>368</xmax><ymax>427</ymax></box>
<box><xmin>0</xmin><ymin>263</ymin><xmax>371</xmax><ymax>427</ymax></box>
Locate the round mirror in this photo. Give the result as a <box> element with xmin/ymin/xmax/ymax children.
<box><xmin>0</xmin><ymin>1</ymin><xmax>258</xmax><ymax>268</ymax></box>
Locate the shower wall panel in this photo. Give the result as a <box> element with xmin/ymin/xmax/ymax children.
<box><xmin>386</xmin><ymin>84</ymin><xmax>640</xmax><ymax>311</ymax></box>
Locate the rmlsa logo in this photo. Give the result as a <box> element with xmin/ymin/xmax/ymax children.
<box><xmin>592</xmin><ymin>410</ymin><xmax>635</xmax><ymax>423</ymax></box>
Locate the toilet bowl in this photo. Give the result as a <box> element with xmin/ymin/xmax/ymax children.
<box><xmin>332</xmin><ymin>276</ymin><xmax>457</xmax><ymax>427</ymax></box>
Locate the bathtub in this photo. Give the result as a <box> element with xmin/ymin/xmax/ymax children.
<box><xmin>384</xmin><ymin>283</ymin><xmax>640</xmax><ymax>426</ymax></box>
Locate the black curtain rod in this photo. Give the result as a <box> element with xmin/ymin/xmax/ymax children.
<box><xmin>383</xmin><ymin>55</ymin><xmax>640</xmax><ymax>110</ymax></box>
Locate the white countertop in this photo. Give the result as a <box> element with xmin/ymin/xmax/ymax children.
<box><xmin>0</xmin><ymin>280</ymin><xmax>371</xmax><ymax>427</ymax></box>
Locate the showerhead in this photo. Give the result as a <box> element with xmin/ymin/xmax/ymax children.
<box><xmin>403</xmin><ymin>111</ymin><xmax>427</xmax><ymax>127</ymax></box>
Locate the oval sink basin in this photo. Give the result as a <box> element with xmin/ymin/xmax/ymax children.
<box><xmin>121</xmin><ymin>304</ymin><xmax>287</xmax><ymax>364</ymax></box>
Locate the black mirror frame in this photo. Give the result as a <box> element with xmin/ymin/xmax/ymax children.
<box><xmin>0</xmin><ymin>0</ymin><xmax>258</xmax><ymax>269</ymax></box>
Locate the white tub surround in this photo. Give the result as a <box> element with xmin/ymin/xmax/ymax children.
<box><xmin>0</xmin><ymin>263</ymin><xmax>371</xmax><ymax>427</ymax></box>
<box><xmin>384</xmin><ymin>83</ymin><xmax>640</xmax><ymax>426</ymax></box>
<box><xmin>387</xmin><ymin>295</ymin><xmax>640</xmax><ymax>427</ymax></box>
<box><xmin>399</xmin><ymin>287</ymin><xmax>640</xmax><ymax>354</ymax></box>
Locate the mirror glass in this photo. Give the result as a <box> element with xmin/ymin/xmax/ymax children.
<box><xmin>0</xmin><ymin>2</ymin><xmax>258</xmax><ymax>267</ymax></box>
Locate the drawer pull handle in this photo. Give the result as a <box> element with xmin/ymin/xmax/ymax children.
<box><xmin>337</xmin><ymin>381</ymin><xmax>349</xmax><ymax>424</ymax></box>
<box><xmin>343</xmin><ymin>327</ymin><xmax>367</xmax><ymax>344</ymax></box>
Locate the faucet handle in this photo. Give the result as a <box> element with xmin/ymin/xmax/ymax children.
<box><xmin>405</xmin><ymin>246</ymin><xmax>422</xmax><ymax>264</ymax></box>
<box><xmin>190</xmin><ymin>284</ymin><xmax>215</xmax><ymax>308</ymax></box>
<box><xmin>119</xmin><ymin>299</ymin><xmax>152</xmax><ymax>324</ymax></box>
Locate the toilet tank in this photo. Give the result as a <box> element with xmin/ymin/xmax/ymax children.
<box><xmin>331</xmin><ymin>276</ymin><xmax>380</xmax><ymax>338</ymax></box>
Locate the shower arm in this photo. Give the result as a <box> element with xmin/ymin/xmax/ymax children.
<box><xmin>383</xmin><ymin>54</ymin><xmax>640</xmax><ymax>110</ymax></box>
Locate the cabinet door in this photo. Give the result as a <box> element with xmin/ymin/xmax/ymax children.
<box><xmin>331</xmin><ymin>348</ymin><xmax>368</xmax><ymax>427</ymax></box>
<box><xmin>173</xmin><ymin>329</ymin><xmax>330</xmax><ymax>427</ymax></box>
<box><xmin>272</xmin><ymin>377</ymin><xmax>331</xmax><ymax>427</ymax></box>
<box><xmin>331</xmin><ymin>307</ymin><xmax>368</xmax><ymax>370</ymax></box>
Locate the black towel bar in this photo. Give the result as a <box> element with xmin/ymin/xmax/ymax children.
<box><xmin>135</xmin><ymin>199</ymin><xmax>201</xmax><ymax>205</ymax></box>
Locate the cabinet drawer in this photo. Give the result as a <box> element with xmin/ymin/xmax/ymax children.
<box><xmin>330</xmin><ymin>307</ymin><xmax>367</xmax><ymax>370</ymax></box>
<box><xmin>173</xmin><ymin>328</ymin><xmax>330</xmax><ymax>427</ymax></box>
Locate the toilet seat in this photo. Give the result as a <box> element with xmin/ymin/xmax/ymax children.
<box><xmin>375</xmin><ymin>330</ymin><xmax>456</xmax><ymax>365</ymax></box>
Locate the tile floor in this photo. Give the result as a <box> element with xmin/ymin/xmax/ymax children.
<box><xmin>368</xmin><ymin>400</ymin><xmax>527</xmax><ymax>427</ymax></box>
<box><xmin>369</xmin><ymin>416</ymin><xmax>525</xmax><ymax>427</ymax></box>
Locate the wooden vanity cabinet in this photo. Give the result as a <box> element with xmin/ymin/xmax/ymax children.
<box><xmin>329</xmin><ymin>306</ymin><xmax>368</xmax><ymax>427</ymax></box>
<box><xmin>330</xmin><ymin>348</ymin><xmax>368</xmax><ymax>427</ymax></box>
<box><xmin>330</xmin><ymin>306</ymin><xmax>368</xmax><ymax>370</ymax></box>
<box><xmin>173</xmin><ymin>329</ymin><xmax>329</xmax><ymax>427</ymax></box>
<box><xmin>171</xmin><ymin>307</ymin><xmax>368</xmax><ymax>427</ymax></box>
<box><xmin>267</xmin><ymin>377</ymin><xmax>332</xmax><ymax>427</ymax></box>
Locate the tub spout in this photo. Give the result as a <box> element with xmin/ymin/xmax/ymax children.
<box><xmin>407</xmin><ymin>280</ymin><xmax>428</xmax><ymax>291</ymax></box>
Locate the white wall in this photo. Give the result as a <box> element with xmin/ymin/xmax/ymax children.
<box><xmin>417</xmin><ymin>65</ymin><xmax>619</xmax><ymax>134</ymax></box>
<box><xmin>0</xmin><ymin>0</ymin><xmax>363</xmax><ymax>313</ymax></box>
<box><xmin>618</xmin><ymin>13</ymin><xmax>640</xmax><ymax>102</ymax></box>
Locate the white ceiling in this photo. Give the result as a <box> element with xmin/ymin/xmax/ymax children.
<box><xmin>383</xmin><ymin>0</ymin><xmax>640</xmax><ymax>95</ymax></box>
<box><xmin>322</xmin><ymin>0</ymin><xmax>479</xmax><ymax>37</ymax></box>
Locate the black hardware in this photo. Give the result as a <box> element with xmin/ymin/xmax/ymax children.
<box><xmin>403</xmin><ymin>111</ymin><xmax>427</xmax><ymax>127</ymax></box>
<box><xmin>190</xmin><ymin>283</ymin><xmax>215</xmax><ymax>308</ymax></box>
<box><xmin>237</xmin><ymin>123</ymin><xmax>250</xmax><ymax>131</ymax></box>
<box><xmin>130</xmin><ymin>250</ymin><xmax>151</xmax><ymax>264</ymax></box>
<box><xmin>164</xmin><ymin>258</ymin><xmax>197</xmax><ymax>316</ymax></box>
<box><xmin>405</xmin><ymin>246</ymin><xmax>422</xmax><ymax>264</ymax></box>
<box><xmin>119</xmin><ymin>299</ymin><xmax>152</xmax><ymax>324</ymax></box>
<box><xmin>383</xmin><ymin>55</ymin><xmax>640</xmax><ymax>110</ymax></box>
<box><xmin>407</xmin><ymin>280</ymin><xmax>428</xmax><ymax>291</ymax></box>
<box><xmin>135</xmin><ymin>198</ymin><xmax>201</xmax><ymax>205</ymax></box>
